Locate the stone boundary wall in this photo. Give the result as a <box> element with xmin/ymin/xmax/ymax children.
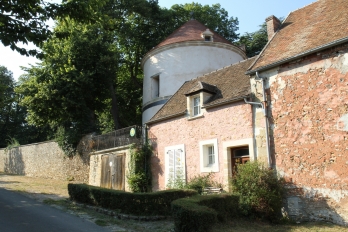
<box><xmin>0</xmin><ymin>141</ymin><xmax>90</xmax><ymax>182</ymax></box>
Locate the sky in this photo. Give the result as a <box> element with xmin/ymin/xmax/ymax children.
<box><xmin>0</xmin><ymin>0</ymin><xmax>316</xmax><ymax>81</ymax></box>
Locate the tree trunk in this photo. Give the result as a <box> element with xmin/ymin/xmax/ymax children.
<box><xmin>108</xmin><ymin>78</ymin><xmax>120</xmax><ymax>130</ymax></box>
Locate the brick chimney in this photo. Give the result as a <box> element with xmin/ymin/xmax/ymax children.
<box><xmin>265</xmin><ymin>15</ymin><xmax>281</xmax><ymax>41</ymax></box>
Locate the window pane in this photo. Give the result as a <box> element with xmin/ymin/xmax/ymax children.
<box><xmin>208</xmin><ymin>146</ymin><xmax>215</xmax><ymax>164</ymax></box>
<box><xmin>234</xmin><ymin>148</ymin><xmax>249</xmax><ymax>157</ymax></box>
<box><xmin>193</xmin><ymin>97</ymin><xmax>200</xmax><ymax>115</ymax></box>
<box><xmin>194</xmin><ymin>97</ymin><xmax>200</xmax><ymax>106</ymax></box>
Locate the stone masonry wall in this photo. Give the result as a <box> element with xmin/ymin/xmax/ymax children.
<box><xmin>149</xmin><ymin>102</ymin><xmax>253</xmax><ymax>191</ymax></box>
<box><xmin>0</xmin><ymin>141</ymin><xmax>90</xmax><ymax>182</ymax></box>
<box><xmin>253</xmin><ymin>43</ymin><xmax>348</xmax><ymax>225</ymax></box>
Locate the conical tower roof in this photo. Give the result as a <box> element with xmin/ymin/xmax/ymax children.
<box><xmin>154</xmin><ymin>19</ymin><xmax>232</xmax><ymax>49</ymax></box>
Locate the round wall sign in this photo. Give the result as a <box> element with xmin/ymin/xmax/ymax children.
<box><xmin>130</xmin><ymin>128</ymin><xmax>136</xmax><ymax>137</ymax></box>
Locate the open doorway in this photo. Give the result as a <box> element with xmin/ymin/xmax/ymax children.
<box><xmin>231</xmin><ymin>146</ymin><xmax>249</xmax><ymax>175</ymax></box>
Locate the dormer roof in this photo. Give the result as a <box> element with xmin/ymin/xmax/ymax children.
<box><xmin>185</xmin><ymin>81</ymin><xmax>218</xmax><ymax>96</ymax></box>
<box><xmin>154</xmin><ymin>19</ymin><xmax>232</xmax><ymax>49</ymax></box>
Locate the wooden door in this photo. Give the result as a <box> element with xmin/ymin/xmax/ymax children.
<box><xmin>100</xmin><ymin>154</ymin><xmax>125</xmax><ymax>190</ymax></box>
<box><xmin>111</xmin><ymin>154</ymin><xmax>125</xmax><ymax>190</ymax></box>
<box><xmin>101</xmin><ymin>155</ymin><xmax>111</xmax><ymax>189</ymax></box>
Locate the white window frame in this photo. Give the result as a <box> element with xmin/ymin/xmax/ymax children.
<box><xmin>164</xmin><ymin>144</ymin><xmax>186</xmax><ymax>188</ymax></box>
<box><xmin>200</xmin><ymin>139</ymin><xmax>219</xmax><ymax>172</ymax></box>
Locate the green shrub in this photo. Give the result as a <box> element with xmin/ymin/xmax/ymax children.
<box><xmin>231</xmin><ymin>161</ymin><xmax>284</xmax><ymax>222</ymax></box>
<box><xmin>127</xmin><ymin>143</ymin><xmax>152</xmax><ymax>192</ymax></box>
<box><xmin>68</xmin><ymin>183</ymin><xmax>198</xmax><ymax>215</ymax></box>
<box><xmin>171</xmin><ymin>194</ymin><xmax>239</xmax><ymax>232</ymax></box>
<box><xmin>185</xmin><ymin>173</ymin><xmax>222</xmax><ymax>194</ymax></box>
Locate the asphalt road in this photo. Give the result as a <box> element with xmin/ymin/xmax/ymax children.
<box><xmin>0</xmin><ymin>188</ymin><xmax>110</xmax><ymax>232</ymax></box>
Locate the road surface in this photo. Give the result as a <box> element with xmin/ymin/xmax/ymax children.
<box><xmin>0</xmin><ymin>187</ymin><xmax>110</xmax><ymax>232</ymax></box>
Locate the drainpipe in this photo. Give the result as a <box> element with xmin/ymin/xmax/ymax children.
<box><xmin>244</xmin><ymin>71</ymin><xmax>271</xmax><ymax>168</ymax></box>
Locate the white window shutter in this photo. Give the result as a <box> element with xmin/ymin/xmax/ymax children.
<box><xmin>165</xmin><ymin>149</ymin><xmax>174</xmax><ymax>186</ymax></box>
<box><xmin>175</xmin><ymin>148</ymin><xmax>186</xmax><ymax>183</ymax></box>
<box><xmin>165</xmin><ymin>145</ymin><xmax>185</xmax><ymax>188</ymax></box>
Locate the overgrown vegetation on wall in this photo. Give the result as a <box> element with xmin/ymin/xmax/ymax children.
<box><xmin>231</xmin><ymin>161</ymin><xmax>285</xmax><ymax>222</ymax></box>
<box><xmin>55</xmin><ymin>126</ymin><xmax>81</xmax><ymax>157</ymax></box>
<box><xmin>5</xmin><ymin>137</ymin><xmax>20</xmax><ymax>152</ymax></box>
<box><xmin>127</xmin><ymin>143</ymin><xmax>152</xmax><ymax>192</ymax></box>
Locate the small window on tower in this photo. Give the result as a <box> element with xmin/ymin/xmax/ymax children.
<box><xmin>202</xmin><ymin>29</ymin><xmax>214</xmax><ymax>42</ymax></box>
<box><xmin>152</xmin><ymin>75</ymin><xmax>159</xmax><ymax>98</ymax></box>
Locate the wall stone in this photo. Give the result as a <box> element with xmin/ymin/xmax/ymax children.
<box><xmin>0</xmin><ymin>141</ymin><xmax>90</xmax><ymax>182</ymax></box>
<box><xmin>253</xmin><ymin>43</ymin><xmax>348</xmax><ymax>225</ymax></box>
<box><xmin>149</xmin><ymin>101</ymin><xmax>253</xmax><ymax>191</ymax></box>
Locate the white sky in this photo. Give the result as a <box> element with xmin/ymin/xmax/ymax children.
<box><xmin>0</xmin><ymin>0</ymin><xmax>316</xmax><ymax>80</ymax></box>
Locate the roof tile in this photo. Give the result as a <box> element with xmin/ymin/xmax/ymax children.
<box><xmin>250</xmin><ymin>0</ymin><xmax>348</xmax><ymax>71</ymax></box>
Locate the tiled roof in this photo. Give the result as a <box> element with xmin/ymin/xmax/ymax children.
<box><xmin>149</xmin><ymin>57</ymin><xmax>256</xmax><ymax>123</ymax></box>
<box><xmin>154</xmin><ymin>19</ymin><xmax>232</xmax><ymax>49</ymax></box>
<box><xmin>249</xmin><ymin>0</ymin><xmax>348</xmax><ymax>71</ymax></box>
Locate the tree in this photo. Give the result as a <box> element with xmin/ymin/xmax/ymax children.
<box><xmin>236</xmin><ymin>22</ymin><xmax>268</xmax><ymax>57</ymax></box>
<box><xmin>237</xmin><ymin>17</ymin><xmax>283</xmax><ymax>58</ymax></box>
<box><xmin>0</xmin><ymin>0</ymin><xmax>107</xmax><ymax>57</ymax></box>
<box><xmin>0</xmin><ymin>65</ymin><xmax>50</xmax><ymax>148</ymax></box>
<box><xmin>164</xmin><ymin>3</ymin><xmax>239</xmax><ymax>42</ymax></box>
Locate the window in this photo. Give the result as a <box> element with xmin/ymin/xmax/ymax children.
<box><xmin>193</xmin><ymin>96</ymin><xmax>200</xmax><ymax>116</ymax></box>
<box><xmin>151</xmin><ymin>75</ymin><xmax>159</xmax><ymax>98</ymax></box>
<box><xmin>202</xmin><ymin>29</ymin><xmax>214</xmax><ymax>42</ymax></box>
<box><xmin>165</xmin><ymin>144</ymin><xmax>186</xmax><ymax>188</ymax></box>
<box><xmin>200</xmin><ymin>139</ymin><xmax>219</xmax><ymax>172</ymax></box>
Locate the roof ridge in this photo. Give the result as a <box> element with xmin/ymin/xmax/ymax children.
<box><xmin>191</xmin><ymin>57</ymin><xmax>256</xmax><ymax>80</ymax></box>
<box><xmin>288</xmin><ymin>1</ymin><xmax>318</xmax><ymax>14</ymax></box>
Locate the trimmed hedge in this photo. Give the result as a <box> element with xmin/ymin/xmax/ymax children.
<box><xmin>171</xmin><ymin>194</ymin><xmax>240</xmax><ymax>232</ymax></box>
<box><xmin>68</xmin><ymin>183</ymin><xmax>198</xmax><ymax>215</ymax></box>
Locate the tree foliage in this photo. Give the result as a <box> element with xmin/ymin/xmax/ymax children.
<box><xmin>237</xmin><ymin>22</ymin><xmax>268</xmax><ymax>57</ymax></box>
<box><xmin>162</xmin><ymin>3</ymin><xmax>239</xmax><ymax>42</ymax></box>
<box><xmin>0</xmin><ymin>0</ymin><xmax>108</xmax><ymax>56</ymax></box>
<box><xmin>0</xmin><ymin>65</ymin><xmax>50</xmax><ymax>148</ymax></box>
<box><xmin>237</xmin><ymin>17</ymin><xmax>283</xmax><ymax>58</ymax></box>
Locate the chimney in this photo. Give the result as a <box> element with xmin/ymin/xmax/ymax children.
<box><xmin>265</xmin><ymin>15</ymin><xmax>281</xmax><ymax>41</ymax></box>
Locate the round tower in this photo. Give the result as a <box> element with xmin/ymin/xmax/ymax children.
<box><xmin>142</xmin><ymin>20</ymin><xmax>247</xmax><ymax>124</ymax></box>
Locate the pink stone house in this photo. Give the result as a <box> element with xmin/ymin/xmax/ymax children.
<box><xmin>147</xmin><ymin>58</ymin><xmax>255</xmax><ymax>191</ymax></box>
<box><xmin>247</xmin><ymin>0</ymin><xmax>348</xmax><ymax>224</ymax></box>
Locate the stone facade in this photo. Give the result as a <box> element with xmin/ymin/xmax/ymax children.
<box><xmin>0</xmin><ymin>141</ymin><xmax>90</xmax><ymax>182</ymax></box>
<box><xmin>252</xmin><ymin>43</ymin><xmax>348</xmax><ymax>225</ymax></box>
<box><xmin>149</xmin><ymin>102</ymin><xmax>253</xmax><ymax>191</ymax></box>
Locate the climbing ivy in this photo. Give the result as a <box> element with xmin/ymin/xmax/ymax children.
<box><xmin>127</xmin><ymin>143</ymin><xmax>152</xmax><ymax>192</ymax></box>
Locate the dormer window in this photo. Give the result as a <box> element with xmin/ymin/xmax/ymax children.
<box><xmin>185</xmin><ymin>81</ymin><xmax>218</xmax><ymax>119</ymax></box>
<box><xmin>202</xmin><ymin>29</ymin><xmax>214</xmax><ymax>42</ymax></box>
<box><xmin>204</xmin><ymin>36</ymin><xmax>211</xmax><ymax>41</ymax></box>
<box><xmin>193</xmin><ymin>96</ymin><xmax>201</xmax><ymax>116</ymax></box>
